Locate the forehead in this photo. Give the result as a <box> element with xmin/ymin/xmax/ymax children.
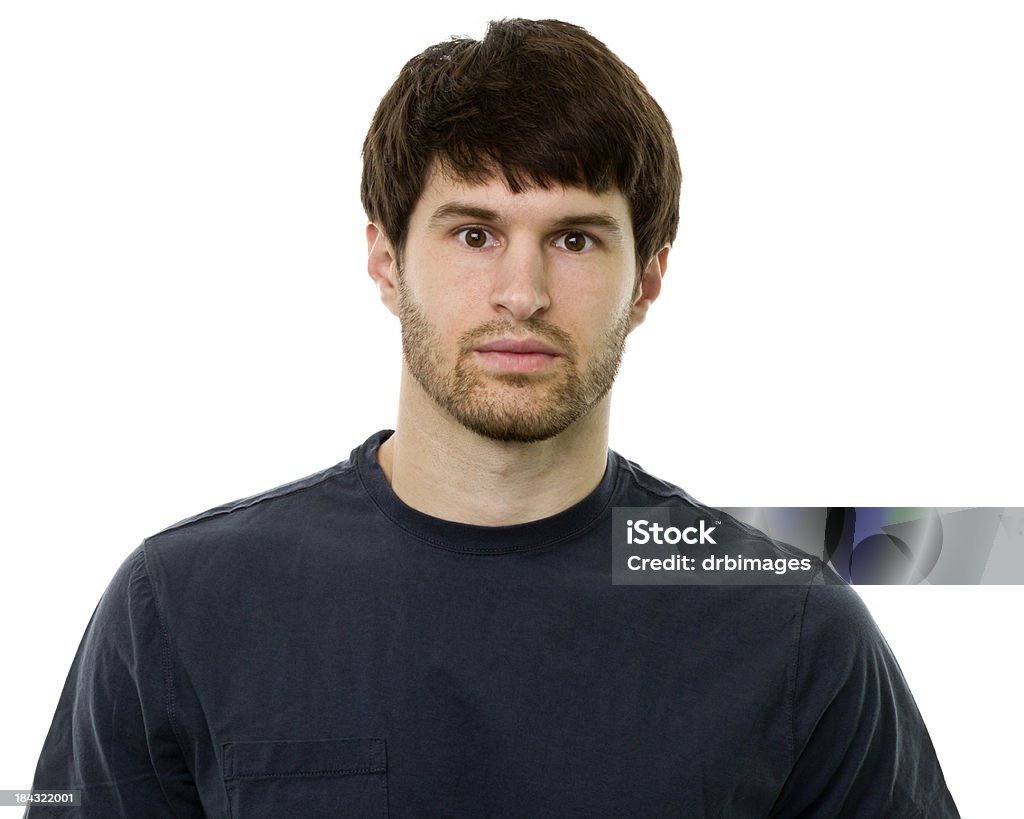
<box><xmin>408</xmin><ymin>165</ymin><xmax>634</xmax><ymax>237</ymax></box>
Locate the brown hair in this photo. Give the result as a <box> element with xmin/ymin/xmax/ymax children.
<box><xmin>360</xmin><ymin>19</ymin><xmax>681</xmax><ymax>280</ymax></box>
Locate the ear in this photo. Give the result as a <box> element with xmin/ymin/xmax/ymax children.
<box><xmin>366</xmin><ymin>223</ymin><xmax>401</xmax><ymax>317</ymax></box>
<box><xmin>629</xmin><ymin>245</ymin><xmax>670</xmax><ymax>332</ymax></box>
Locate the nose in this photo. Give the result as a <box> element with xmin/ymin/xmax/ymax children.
<box><xmin>489</xmin><ymin>240</ymin><xmax>551</xmax><ymax>321</ymax></box>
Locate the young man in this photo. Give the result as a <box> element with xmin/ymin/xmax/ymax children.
<box><xmin>29</xmin><ymin>19</ymin><xmax>958</xmax><ymax>817</ymax></box>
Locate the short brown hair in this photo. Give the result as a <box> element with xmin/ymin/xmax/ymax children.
<box><xmin>360</xmin><ymin>19</ymin><xmax>681</xmax><ymax>279</ymax></box>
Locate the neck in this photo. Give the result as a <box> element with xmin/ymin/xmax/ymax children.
<box><xmin>376</xmin><ymin>369</ymin><xmax>611</xmax><ymax>526</ymax></box>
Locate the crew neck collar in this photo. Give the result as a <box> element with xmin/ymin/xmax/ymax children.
<box><xmin>354</xmin><ymin>429</ymin><xmax>621</xmax><ymax>556</ymax></box>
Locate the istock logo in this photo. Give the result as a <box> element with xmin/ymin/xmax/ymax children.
<box><xmin>626</xmin><ymin>519</ymin><xmax>718</xmax><ymax>546</ymax></box>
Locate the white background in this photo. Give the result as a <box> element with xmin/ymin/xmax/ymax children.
<box><xmin>2</xmin><ymin>1</ymin><xmax>1021</xmax><ymax>814</ymax></box>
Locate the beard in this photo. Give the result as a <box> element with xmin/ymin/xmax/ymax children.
<box><xmin>397</xmin><ymin>277</ymin><xmax>632</xmax><ymax>443</ymax></box>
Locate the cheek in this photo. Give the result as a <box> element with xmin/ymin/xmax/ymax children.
<box><xmin>406</xmin><ymin>244</ymin><xmax>491</xmax><ymax>302</ymax></box>
<box><xmin>551</xmin><ymin>256</ymin><xmax>635</xmax><ymax>302</ymax></box>
<box><xmin>550</xmin><ymin>278</ymin><xmax>633</xmax><ymax>325</ymax></box>
<box><xmin>406</xmin><ymin>289</ymin><xmax>478</xmax><ymax>345</ymax></box>
<box><xmin>399</xmin><ymin>267</ymin><xmax>468</xmax><ymax>322</ymax></box>
<box><xmin>565</xmin><ymin>295</ymin><xmax>635</xmax><ymax>353</ymax></box>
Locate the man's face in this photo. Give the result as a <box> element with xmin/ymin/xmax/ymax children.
<box><xmin>387</xmin><ymin>168</ymin><xmax>650</xmax><ymax>443</ymax></box>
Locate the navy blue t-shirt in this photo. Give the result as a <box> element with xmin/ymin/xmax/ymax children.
<box><xmin>29</xmin><ymin>430</ymin><xmax>958</xmax><ymax>817</ymax></box>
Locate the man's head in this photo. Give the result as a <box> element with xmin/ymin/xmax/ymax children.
<box><xmin>362</xmin><ymin>19</ymin><xmax>681</xmax><ymax>443</ymax></box>
<box><xmin>361</xmin><ymin>18</ymin><xmax>681</xmax><ymax>281</ymax></box>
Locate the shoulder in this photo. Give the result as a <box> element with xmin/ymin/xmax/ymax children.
<box><xmin>135</xmin><ymin>446</ymin><xmax>369</xmax><ymax>596</ymax></box>
<box><xmin>612</xmin><ymin>449</ymin><xmax>703</xmax><ymax>507</ymax></box>
<box><xmin>795</xmin><ymin>582</ymin><xmax>901</xmax><ymax>691</ymax></box>
<box><xmin>152</xmin><ymin>459</ymin><xmax>356</xmax><ymax>541</ymax></box>
<box><xmin>146</xmin><ymin>440</ymin><xmax>367</xmax><ymax>542</ymax></box>
<box><xmin>611</xmin><ymin>450</ymin><xmax>844</xmax><ymax>576</ymax></box>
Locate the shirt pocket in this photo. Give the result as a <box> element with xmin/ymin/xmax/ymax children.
<box><xmin>222</xmin><ymin>737</ymin><xmax>388</xmax><ymax>819</ymax></box>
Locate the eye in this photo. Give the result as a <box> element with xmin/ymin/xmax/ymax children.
<box><xmin>456</xmin><ymin>227</ymin><xmax>496</xmax><ymax>249</ymax></box>
<box><xmin>554</xmin><ymin>231</ymin><xmax>594</xmax><ymax>253</ymax></box>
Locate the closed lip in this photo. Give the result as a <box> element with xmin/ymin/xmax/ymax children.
<box><xmin>475</xmin><ymin>338</ymin><xmax>562</xmax><ymax>356</ymax></box>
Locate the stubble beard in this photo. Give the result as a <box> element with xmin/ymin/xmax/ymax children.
<box><xmin>397</xmin><ymin>276</ymin><xmax>632</xmax><ymax>443</ymax></box>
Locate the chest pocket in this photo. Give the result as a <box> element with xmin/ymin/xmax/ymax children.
<box><xmin>223</xmin><ymin>737</ymin><xmax>388</xmax><ymax>818</ymax></box>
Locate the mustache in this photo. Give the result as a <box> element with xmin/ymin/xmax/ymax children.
<box><xmin>457</xmin><ymin>318</ymin><xmax>578</xmax><ymax>360</ymax></box>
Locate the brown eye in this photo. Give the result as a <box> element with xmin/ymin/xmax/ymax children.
<box><xmin>557</xmin><ymin>231</ymin><xmax>592</xmax><ymax>252</ymax></box>
<box><xmin>458</xmin><ymin>227</ymin><xmax>492</xmax><ymax>249</ymax></box>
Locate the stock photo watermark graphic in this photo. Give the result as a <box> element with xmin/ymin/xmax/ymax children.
<box><xmin>613</xmin><ymin>507</ymin><xmax>1024</xmax><ymax>585</ymax></box>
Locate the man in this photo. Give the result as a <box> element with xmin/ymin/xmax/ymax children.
<box><xmin>29</xmin><ymin>19</ymin><xmax>958</xmax><ymax>817</ymax></box>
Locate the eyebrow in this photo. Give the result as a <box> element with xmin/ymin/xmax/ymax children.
<box><xmin>427</xmin><ymin>201</ymin><xmax>626</xmax><ymax>245</ymax></box>
<box><xmin>550</xmin><ymin>213</ymin><xmax>626</xmax><ymax>245</ymax></box>
<box><xmin>428</xmin><ymin>203</ymin><xmax>503</xmax><ymax>229</ymax></box>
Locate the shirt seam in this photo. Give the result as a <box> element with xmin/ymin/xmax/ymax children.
<box><xmin>789</xmin><ymin>583</ymin><xmax>814</xmax><ymax>769</ymax></box>
<box><xmin>226</xmin><ymin>767</ymin><xmax>384</xmax><ymax>780</ymax></box>
<box><xmin>618</xmin><ymin>457</ymin><xmax>704</xmax><ymax>505</ymax></box>
<box><xmin>67</xmin><ymin>770</ymin><xmax>165</xmax><ymax>791</ymax></box>
<box><xmin>139</xmin><ymin>543</ymin><xmax>192</xmax><ymax>788</ymax></box>
<box><xmin>153</xmin><ymin>462</ymin><xmax>352</xmax><ymax>539</ymax></box>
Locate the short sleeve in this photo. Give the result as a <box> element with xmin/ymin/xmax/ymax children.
<box><xmin>26</xmin><ymin>545</ymin><xmax>201</xmax><ymax>817</ymax></box>
<box><xmin>770</xmin><ymin>583</ymin><xmax>960</xmax><ymax>818</ymax></box>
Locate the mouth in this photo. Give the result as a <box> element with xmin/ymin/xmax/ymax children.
<box><xmin>475</xmin><ymin>337</ymin><xmax>562</xmax><ymax>355</ymax></box>
<box><xmin>472</xmin><ymin>337</ymin><xmax>564</xmax><ymax>374</ymax></box>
